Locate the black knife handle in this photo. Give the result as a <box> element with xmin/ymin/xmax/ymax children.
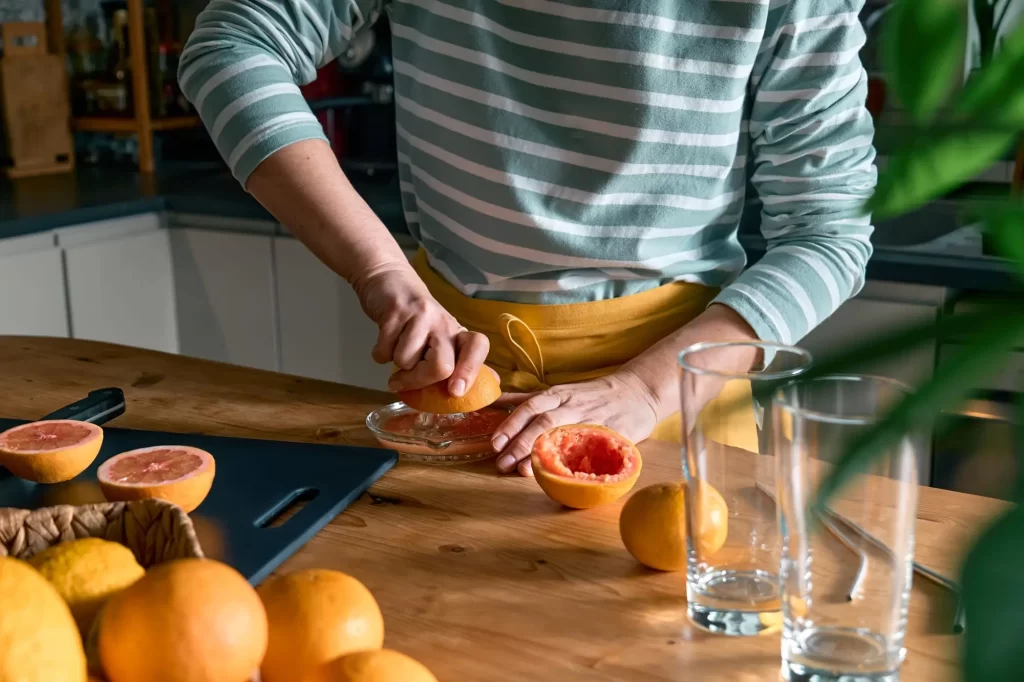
<box><xmin>41</xmin><ymin>387</ymin><xmax>126</xmax><ymax>426</ymax></box>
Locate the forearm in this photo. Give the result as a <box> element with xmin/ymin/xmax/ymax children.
<box><xmin>622</xmin><ymin>304</ymin><xmax>761</xmax><ymax>422</ymax></box>
<box><xmin>246</xmin><ymin>139</ymin><xmax>413</xmax><ymax>291</ymax></box>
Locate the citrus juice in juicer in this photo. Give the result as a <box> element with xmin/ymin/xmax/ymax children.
<box><xmin>366</xmin><ymin>367</ymin><xmax>510</xmax><ymax>463</ymax></box>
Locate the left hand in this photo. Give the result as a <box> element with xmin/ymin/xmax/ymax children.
<box><xmin>490</xmin><ymin>369</ymin><xmax>662</xmax><ymax>477</ymax></box>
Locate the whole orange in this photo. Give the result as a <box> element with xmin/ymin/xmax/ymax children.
<box><xmin>98</xmin><ymin>558</ymin><xmax>267</xmax><ymax>682</ymax></box>
<box><xmin>619</xmin><ymin>481</ymin><xmax>728</xmax><ymax>571</ymax></box>
<box><xmin>258</xmin><ymin>569</ymin><xmax>385</xmax><ymax>682</ymax></box>
<box><xmin>310</xmin><ymin>649</ymin><xmax>436</xmax><ymax>682</ymax></box>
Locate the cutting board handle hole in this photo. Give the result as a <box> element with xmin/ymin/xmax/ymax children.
<box><xmin>257</xmin><ymin>488</ymin><xmax>320</xmax><ymax>529</ymax></box>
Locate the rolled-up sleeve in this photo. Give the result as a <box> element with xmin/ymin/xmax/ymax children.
<box><xmin>713</xmin><ymin>0</ymin><xmax>877</xmax><ymax>346</ymax></box>
<box><xmin>179</xmin><ymin>0</ymin><xmax>381</xmax><ymax>185</ymax></box>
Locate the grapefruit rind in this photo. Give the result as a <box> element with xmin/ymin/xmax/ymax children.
<box><xmin>0</xmin><ymin>419</ymin><xmax>104</xmax><ymax>483</ymax></box>
<box><xmin>397</xmin><ymin>366</ymin><xmax>502</xmax><ymax>415</ymax></box>
<box><xmin>531</xmin><ymin>425</ymin><xmax>642</xmax><ymax>509</ymax></box>
<box><xmin>97</xmin><ymin>445</ymin><xmax>216</xmax><ymax>513</ymax></box>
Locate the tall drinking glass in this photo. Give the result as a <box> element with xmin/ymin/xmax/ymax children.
<box><xmin>678</xmin><ymin>341</ymin><xmax>812</xmax><ymax>636</ymax></box>
<box><xmin>774</xmin><ymin>375</ymin><xmax>922</xmax><ymax>682</ymax></box>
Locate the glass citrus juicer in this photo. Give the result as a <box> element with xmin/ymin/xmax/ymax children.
<box><xmin>366</xmin><ymin>367</ymin><xmax>510</xmax><ymax>463</ymax></box>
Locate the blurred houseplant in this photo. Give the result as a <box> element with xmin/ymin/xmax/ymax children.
<box><xmin>784</xmin><ymin>1</ymin><xmax>1024</xmax><ymax>680</ymax></box>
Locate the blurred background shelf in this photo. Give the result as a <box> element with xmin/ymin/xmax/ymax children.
<box><xmin>73</xmin><ymin>115</ymin><xmax>200</xmax><ymax>133</ymax></box>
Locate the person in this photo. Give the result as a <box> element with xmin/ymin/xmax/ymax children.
<box><xmin>179</xmin><ymin>0</ymin><xmax>875</xmax><ymax>477</ymax></box>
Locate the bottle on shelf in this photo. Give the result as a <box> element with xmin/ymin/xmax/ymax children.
<box><xmin>92</xmin><ymin>8</ymin><xmax>132</xmax><ymax>116</ymax></box>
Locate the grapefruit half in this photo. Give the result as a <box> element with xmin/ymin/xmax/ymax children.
<box><xmin>397</xmin><ymin>365</ymin><xmax>501</xmax><ymax>414</ymax></box>
<box><xmin>0</xmin><ymin>419</ymin><xmax>104</xmax><ymax>483</ymax></box>
<box><xmin>531</xmin><ymin>424</ymin><xmax>642</xmax><ymax>509</ymax></box>
<box><xmin>97</xmin><ymin>445</ymin><xmax>215</xmax><ymax>513</ymax></box>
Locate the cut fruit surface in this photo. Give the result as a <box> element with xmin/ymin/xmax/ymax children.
<box><xmin>98</xmin><ymin>446</ymin><xmax>215</xmax><ymax>513</ymax></box>
<box><xmin>397</xmin><ymin>366</ymin><xmax>501</xmax><ymax>415</ymax></box>
<box><xmin>0</xmin><ymin>419</ymin><xmax>103</xmax><ymax>483</ymax></box>
<box><xmin>531</xmin><ymin>425</ymin><xmax>642</xmax><ymax>509</ymax></box>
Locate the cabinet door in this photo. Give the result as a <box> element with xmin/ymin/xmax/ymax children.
<box><xmin>64</xmin><ymin>229</ymin><xmax>178</xmax><ymax>353</ymax></box>
<box><xmin>0</xmin><ymin>234</ymin><xmax>69</xmax><ymax>338</ymax></box>
<box><xmin>274</xmin><ymin>237</ymin><xmax>392</xmax><ymax>390</ymax></box>
<box><xmin>171</xmin><ymin>229</ymin><xmax>278</xmax><ymax>371</ymax></box>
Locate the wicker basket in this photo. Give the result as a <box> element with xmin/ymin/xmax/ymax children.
<box><xmin>0</xmin><ymin>500</ymin><xmax>204</xmax><ymax>565</ymax></box>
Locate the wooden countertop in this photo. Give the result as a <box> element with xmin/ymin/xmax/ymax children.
<box><xmin>0</xmin><ymin>337</ymin><xmax>1007</xmax><ymax>682</ymax></box>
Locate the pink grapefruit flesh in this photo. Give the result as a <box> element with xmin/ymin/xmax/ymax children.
<box><xmin>0</xmin><ymin>420</ymin><xmax>104</xmax><ymax>483</ymax></box>
<box><xmin>531</xmin><ymin>425</ymin><xmax>643</xmax><ymax>509</ymax></box>
<box><xmin>98</xmin><ymin>445</ymin><xmax>216</xmax><ymax>513</ymax></box>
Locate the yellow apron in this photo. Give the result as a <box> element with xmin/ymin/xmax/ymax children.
<box><xmin>412</xmin><ymin>251</ymin><xmax>758</xmax><ymax>451</ymax></box>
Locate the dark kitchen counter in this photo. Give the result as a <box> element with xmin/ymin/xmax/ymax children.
<box><xmin>0</xmin><ymin>166</ymin><xmax>408</xmax><ymax>238</ymax></box>
<box><xmin>0</xmin><ymin>166</ymin><xmax>1019</xmax><ymax>293</ymax></box>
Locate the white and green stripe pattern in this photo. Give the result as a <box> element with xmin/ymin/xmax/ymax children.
<box><xmin>180</xmin><ymin>0</ymin><xmax>876</xmax><ymax>346</ymax></box>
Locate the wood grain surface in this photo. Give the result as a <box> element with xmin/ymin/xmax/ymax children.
<box><xmin>0</xmin><ymin>336</ymin><xmax>1009</xmax><ymax>682</ymax></box>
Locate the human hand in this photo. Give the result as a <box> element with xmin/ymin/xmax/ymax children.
<box><xmin>353</xmin><ymin>264</ymin><xmax>489</xmax><ymax>395</ymax></box>
<box><xmin>490</xmin><ymin>369</ymin><xmax>661</xmax><ymax>477</ymax></box>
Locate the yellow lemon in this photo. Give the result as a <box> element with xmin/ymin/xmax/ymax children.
<box><xmin>29</xmin><ymin>538</ymin><xmax>145</xmax><ymax>636</ymax></box>
<box><xmin>0</xmin><ymin>556</ymin><xmax>87</xmax><ymax>682</ymax></box>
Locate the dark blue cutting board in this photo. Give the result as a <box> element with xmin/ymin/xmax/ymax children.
<box><xmin>0</xmin><ymin>420</ymin><xmax>398</xmax><ymax>585</ymax></box>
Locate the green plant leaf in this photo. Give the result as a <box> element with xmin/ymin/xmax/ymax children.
<box><xmin>957</xmin><ymin>20</ymin><xmax>1024</xmax><ymax>126</ymax></box>
<box><xmin>881</xmin><ymin>0</ymin><xmax>969</xmax><ymax>122</ymax></box>
<box><xmin>869</xmin><ymin>129</ymin><xmax>1017</xmax><ymax>219</ymax></box>
<box><xmin>961</xmin><ymin>504</ymin><xmax>1024</xmax><ymax>682</ymax></box>
<box><xmin>810</xmin><ymin>312</ymin><xmax>1024</xmax><ymax>513</ymax></box>
<box><xmin>983</xmin><ymin>199</ymin><xmax>1024</xmax><ymax>282</ymax></box>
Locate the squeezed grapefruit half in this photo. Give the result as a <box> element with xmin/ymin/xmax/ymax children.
<box><xmin>531</xmin><ymin>424</ymin><xmax>642</xmax><ymax>509</ymax></box>
<box><xmin>97</xmin><ymin>445</ymin><xmax>215</xmax><ymax>513</ymax></box>
<box><xmin>0</xmin><ymin>419</ymin><xmax>104</xmax><ymax>483</ymax></box>
<box><xmin>397</xmin><ymin>365</ymin><xmax>502</xmax><ymax>415</ymax></box>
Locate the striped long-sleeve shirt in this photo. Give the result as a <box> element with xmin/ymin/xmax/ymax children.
<box><xmin>179</xmin><ymin>0</ymin><xmax>876</xmax><ymax>346</ymax></box>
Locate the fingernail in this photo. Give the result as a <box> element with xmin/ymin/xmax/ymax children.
<box><xmin>496</xmin><ymin>453</ymin><xmax>516</xmax><ymax>472</ymax></box>
<box><xmin>492</xmin><ymin>435</ymin><xmax>508</xmax><ymax>452</ymax></box>
<box><xmin>451</xmin><ymin>379</ymin><xmax>466</xmax><ymax>396</ymax></box>
<box><xmin>518</xmin><ymin>459</ymin><xmax>533</xmax><ymax>477</ymax></box>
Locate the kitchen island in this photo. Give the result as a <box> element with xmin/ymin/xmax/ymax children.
<box><xmin>0</xmin><ymin>335</ymin><xmax>1006</xmax><ymax>682</ymax></box>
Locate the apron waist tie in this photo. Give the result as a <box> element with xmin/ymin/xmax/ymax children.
<box><xmin>498</xmin><ymin>313</ymin><xmax>548</xmax><ymax>393</ymax></box>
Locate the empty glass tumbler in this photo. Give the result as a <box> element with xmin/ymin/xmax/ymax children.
<box><xmin>774</xmin><ymin>375</ymin><xmax>922</xmax><ymax>682</ymax></box>
<box><xmin>679</xmin><ymin>341</ymin><xmax>812</xmax><ymax>636</ymax></box>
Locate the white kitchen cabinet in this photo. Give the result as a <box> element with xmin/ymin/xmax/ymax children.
<box><xmin>170</xmin><ymin>228</ymin><xmax>278</xmax><ymax>371</ymax></box>
<box><xmin>0</xmin><ymin>232</ymin><xmax>69</xmax><ymax>338</ymax></box>
<box><xmin>273</xmin><ymin>236</ymin><xmax>393</xmax><ymax>390</ymax></box>
<box><xmin>62</xmin><ymin>227</ymin><xmax>179</xmax><ymax>354</ymax></box>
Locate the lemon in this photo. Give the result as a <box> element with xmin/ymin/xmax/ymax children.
<box><xmin>0</xmin><ymin>556</ymin><xmax>87</xmax><ymax>682</ymax></box>
<box><xmin>29</xmin><ymin>538</ymin><xmax>145</xmax><ymax>636</ymax></box>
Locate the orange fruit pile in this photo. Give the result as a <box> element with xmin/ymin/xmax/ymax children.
<box><xmin>258</xmin><ymin>568</ymin><xmax>434</xmax><ymax>682</ymax></box>
<box><xmin>1</xmin><ymin>545</ymin><xmax>435</xmax><ymax>682</ymax></box>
